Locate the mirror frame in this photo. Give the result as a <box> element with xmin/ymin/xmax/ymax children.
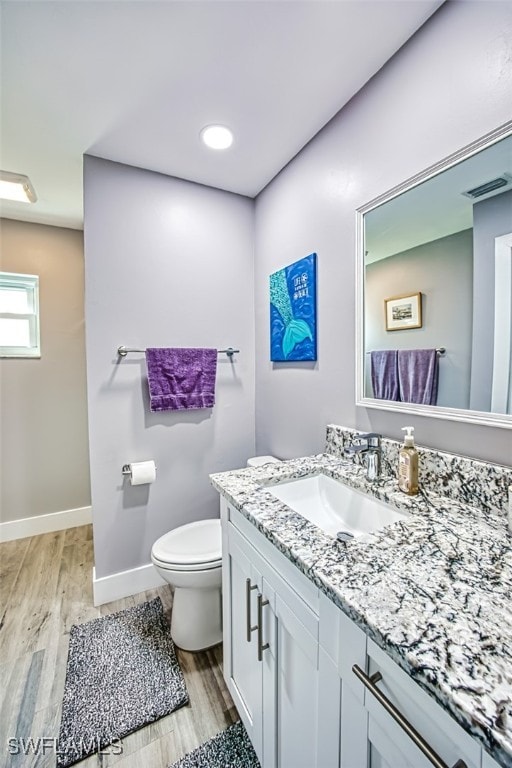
<box><xmin>355</xmin><ymin>120</ymin><xmax>512</xmax><ymax>429</ymax></box>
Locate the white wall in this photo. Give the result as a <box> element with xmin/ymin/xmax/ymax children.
<box><xmin>254</xmin><ymin>1</ymin><xmax>512</xmax><ymax>464</ymax></box>
<box><xmin>84</xmin><ymin>157</ymin><xmax>255</xmax><ymax>579</ymax></box>
<box><xmin>0</xmin><ymin>219</ymin><xmax>90</xmax><ymax>524</ymax></box>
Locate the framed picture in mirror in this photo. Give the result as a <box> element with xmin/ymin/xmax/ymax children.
<box><xmin>385</xmin><ymin>292</ymin><xmax>422</xmax><ymax>331</ymax></box>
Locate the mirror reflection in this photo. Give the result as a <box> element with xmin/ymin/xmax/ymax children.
<box><xmin>363</xmin><ymin>130</ymin><xmax>512</xmax><ymax>418</ymax></box>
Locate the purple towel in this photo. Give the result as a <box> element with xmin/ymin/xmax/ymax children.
<box><xmin>397</xmin><ymin>349</ymin><xmax>439</xmax><ymax>405</ymax></box>
<box><xmin>370</xmin><ymin>350</ymin><xmax>399</xmax><ymax>401</ymax></box>
<box><xmin>145</xmin><ymin>348</ymin><xmax>217</xmax><ymax>412</ymax></box>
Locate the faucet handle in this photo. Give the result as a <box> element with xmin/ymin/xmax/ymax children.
<box><xmin>345</xmin><ymin>433</ymin><xmax>382</xmax><ymax>481</ymax></box>
<box><xmin>344</xmin><ymin>431</ymin><xmax>381</xmax><ymax>454</ymax></box>
<box><xmin>356</xmin><ymin>432</ymin><xmax>381</xmax><ymax>448</ymax></box>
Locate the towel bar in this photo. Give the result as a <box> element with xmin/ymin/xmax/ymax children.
<box><xmin>366</xmin><ymin>347</ymin><xmax>445</xmax><ymax>355</ymax></box>
<box><xmin>117</xmin><ymin>345</ymin><xmax>239</xmax><ymax>358</ymax></box>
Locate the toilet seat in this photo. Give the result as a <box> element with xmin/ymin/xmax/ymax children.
<box><xmin>152</xmin><ymin>554</ymin><xmax>221</xmax><ymax>572</ymax></box>
<box><xmin>151</xmin><ymin>519</ymin><xmax>221</xmax><ymax>570</ymax></box>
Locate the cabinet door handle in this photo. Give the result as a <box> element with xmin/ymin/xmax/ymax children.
<box><xmin>246</xmin><ymin>578</ymin><xmax>258</xmax><ymax>642</ymax></box>
<box><xmin>352</xmin><ymin>665</ymin><xmax>467</xmax><ymax>768</ymax></box>
<box><xmin>257</xmin><ymin>593</ymin><xmax>270</xmax><ymax>661</ymax></box>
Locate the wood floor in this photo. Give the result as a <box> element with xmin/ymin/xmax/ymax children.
<box><xmin>0</xmin><ymin>525</ymin><xmax>238</xmax><ymax>768</ymax></box>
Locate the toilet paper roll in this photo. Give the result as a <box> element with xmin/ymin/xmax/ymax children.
<box><xmin>129</xmin><ymin>460</ymin><xmax>156</xmax><ymax>486</ymax></box>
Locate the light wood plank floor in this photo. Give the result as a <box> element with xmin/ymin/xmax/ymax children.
<box><xmin>0</xmin><ymin>525</ymin><xmax>238</xmax><ymax>768</ymax></box>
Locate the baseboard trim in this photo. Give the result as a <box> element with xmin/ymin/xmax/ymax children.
<box><xmin>93</xmin><ymin>562</ymin><xmax>166</xmax><ymax>606</ymax></box>
<box><xmin>0</xmin><ymin>505</ymin><xmax>92</xmax><ymax>543</ymax></box>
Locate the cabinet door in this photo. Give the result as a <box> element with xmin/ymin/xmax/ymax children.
<box><xmin>273</xmin><ymin>593</ymin><xmax>319</xmax><ymax>768</ymax></box>
<box><xmin>339</xmin><ymin>610</ymin><xmax>369</xmax><ymax>768</ymax></box>
<box><xmin>225</xmin><ymin>526</ymin><xmax>264</xmax><ymax>761</ymax></box>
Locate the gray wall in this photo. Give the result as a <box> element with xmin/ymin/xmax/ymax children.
<box><xmin>0</xmin><ymin>218</ymin><xmax>91</xmax><ymax>522</ymax></box>
<box><xmin>365</xmin><ymin>230</ymin><xmax>473</xmax><ymax>410</ymax></box>
<box><xmin>84</xmin><ymin>157</ymin><xmax>255</xmax><ymax>579</ymax></box>
<box><xmin>254</xmin><ymin>1</ymin><xmax>512</xmax><ymax>464</ymax></box>
<box><xmin>470</xmin><ymin>189</ymin><xmax>512</xmax><ymax>412</ymax></box>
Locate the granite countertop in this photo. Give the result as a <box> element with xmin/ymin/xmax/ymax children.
<box><xmin>210</xmin><ymin>453</ymin><xmax>512</xmax><ymax>768</ymax></box>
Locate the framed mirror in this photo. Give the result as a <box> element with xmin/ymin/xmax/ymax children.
<box><xmin>356</xmin><ymin>121</ymin><xmax>512</xmax><ymax>429</ymax></box>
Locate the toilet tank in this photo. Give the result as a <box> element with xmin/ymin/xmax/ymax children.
<box><xmin>246</xmin><ymin>455</ymin><xmax>279</xmax><ymax>468</ymax></box>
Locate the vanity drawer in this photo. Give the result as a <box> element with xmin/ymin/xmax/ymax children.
<box><xmin>362</xmin><ymin>639</ymin><xmax>481</xmax><ymax>768</ymax></box>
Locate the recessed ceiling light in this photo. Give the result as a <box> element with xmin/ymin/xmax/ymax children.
<box><xmin>200</xmin><ymin>125</ymin><xmax>234</xmax><ymax>150</ymax></box>
<box><xmin>0</xmin><ymin>171</ymin><xmax>37</xmax><ymax>203</ymax></box>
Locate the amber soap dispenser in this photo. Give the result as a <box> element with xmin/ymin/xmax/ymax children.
<box><xmin>398</xmin><ymin>426</ymin><xmax>419</xmax><ymax>496</ymax></box>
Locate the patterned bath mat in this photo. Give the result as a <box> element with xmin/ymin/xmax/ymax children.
<box><xmin>57</xmin><ymin>597</ymin><xmax>189</xmax><ymax>767</ymax></box>
<box><xmin>169</xmin><ymin>721</ymin><xmax>260</xmax><ymax>768</ymax></box>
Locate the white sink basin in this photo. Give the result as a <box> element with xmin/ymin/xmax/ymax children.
<box><xmin>264</xmin><ymin>473</ymin><xmax>407</xmax><ymax>538</ymax></box>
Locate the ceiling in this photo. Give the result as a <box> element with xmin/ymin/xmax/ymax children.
<box><xmin>0</xmin><ymin>0</ymin><xmax>443</xmax><ymax>231</ymax></box>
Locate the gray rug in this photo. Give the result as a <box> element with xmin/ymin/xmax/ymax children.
<box><xmin>57</xmin><ymin>597</ymin><xmax>189</xmax><ymax>767</ymax></box>
<box><xmin>169</xmin><ymin>721</ymin><xmax>260</xmax><ymax>768</ymax></box>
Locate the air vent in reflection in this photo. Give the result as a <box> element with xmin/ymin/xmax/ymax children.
<box><xmin>462</xmin><ymin>172</ymin><xmax>512</xmax><ymax>200</ymax></box>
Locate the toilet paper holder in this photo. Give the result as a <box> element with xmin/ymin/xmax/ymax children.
<box><xmin>122</xmin><ymin>463</ymin><xmax>157</xmax><ymax>476</ymax></box>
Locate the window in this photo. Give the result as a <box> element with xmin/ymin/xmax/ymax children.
<box><xmin>0</xmin><ymin>272</ymin><xmax>40</xmax><ymax>357</ymax></box>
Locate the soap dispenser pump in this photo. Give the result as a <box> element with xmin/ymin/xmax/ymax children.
<box><xmin>398</xmin><ymin>426</ymin><xmax>419</xmax><ymax>496</ymax></box>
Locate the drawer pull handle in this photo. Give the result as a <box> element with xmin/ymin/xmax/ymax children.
<box><xmin>352</xmin><ymin>665</ymin><xmax>467</xmax><ymax>768</ymax></box>
<box><xmin>257</xmin><ymin>593</ymin><xmax>270</xmax><ymax>661</ymax></box>
<box><xmin>245</xmin><ymin>578</ymin><xmax>258</xmax><ymax>642</ymax></box>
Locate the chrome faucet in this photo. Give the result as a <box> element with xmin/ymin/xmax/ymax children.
<box><xmin>344</xmin><ymin>432</ymin><xmax>382</xmax><ymax>481</ymax></box>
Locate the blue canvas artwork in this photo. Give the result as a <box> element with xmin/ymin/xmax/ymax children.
<box><xmin>270</xmin><ymin>253</ymin><xmax>317</xmax><ymax>361</ymax></box>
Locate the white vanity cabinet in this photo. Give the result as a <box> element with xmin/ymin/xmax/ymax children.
<box><xmin>221</xmin><ymin>500</ymin><xmax>337</xmax><ymax>768</ymax></box>
<box><xmin>220</xmin><ymin>499</ymin><xmax>503</xmax><ymax>768</ymax></box>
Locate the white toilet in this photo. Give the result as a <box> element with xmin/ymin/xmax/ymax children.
<box><xmin>151</xmin><ymin>455</ymin><xmax>279</xmax><ymax>652</ymax></box>
<box><xmin>151</xmin><ymin>519</ymin><xmax>222</xmax><ymax>651</ymax></box>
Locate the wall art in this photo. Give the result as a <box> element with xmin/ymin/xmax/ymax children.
<box><xmin>270</xmin><ymin>253</ymin><xmax>317</xmax><ymax>361</ymax></box>
<box><xmin>385</xmin><ymin>292</ymin><xmax>422</xmax><ymax>331</ymax></box>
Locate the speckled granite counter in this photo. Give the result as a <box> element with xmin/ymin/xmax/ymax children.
<box><xmin>210</xmin><ymin>431</ymin><xmax>512</xmax><ymax>767</ymax></box>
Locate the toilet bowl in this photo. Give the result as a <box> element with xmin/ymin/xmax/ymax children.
<box><xmin>152</xmin><ymin>456</ymin><xmax>279</xmax><ymax>652</ymax></box>
<box><xmin>151</xmin><ymin>519</ymin><xmax>222</xmax><ymax>652</ymax></box>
